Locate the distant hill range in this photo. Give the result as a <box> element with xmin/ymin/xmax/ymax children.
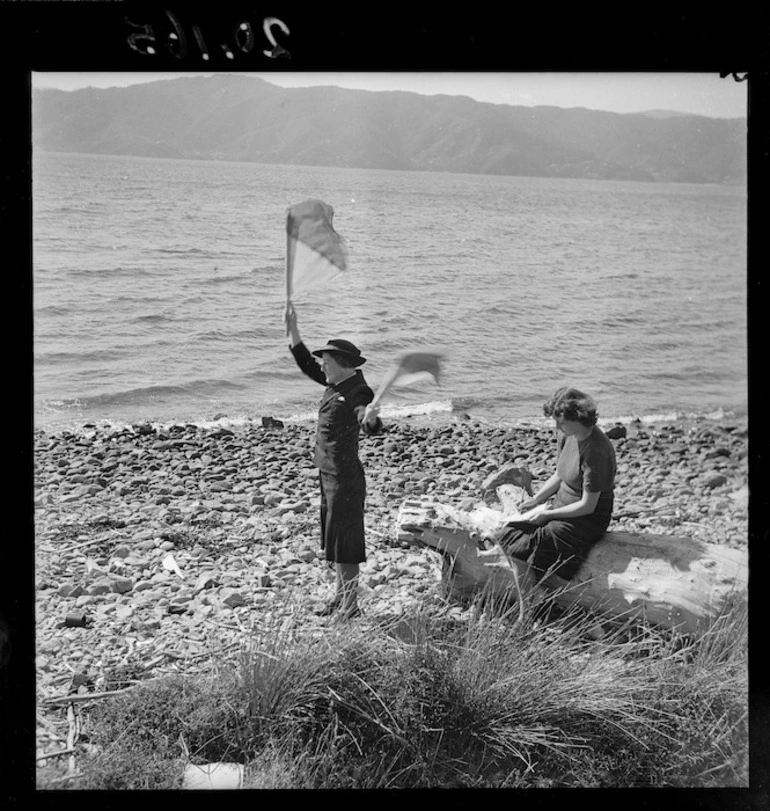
<box><xmin>32</xmin><ymin>75</ymin><xmax>746</xmax><ymax>184</ymax></box>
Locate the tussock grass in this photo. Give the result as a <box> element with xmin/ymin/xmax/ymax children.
<box><xmin>63</xmin><ymin>588</ymin><xmax>748</xmax><ymax>790</ymax></box>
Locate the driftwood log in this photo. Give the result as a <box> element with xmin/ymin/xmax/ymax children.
<box><xmin>396</xmin><ymin>482</ymin><xmax>748</xmax><ymax>636</ymax></box>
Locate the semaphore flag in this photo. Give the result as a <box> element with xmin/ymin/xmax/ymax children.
<box><xmin>371</xmin><ymin>350</ymin><xmax>444</xmax><ymax>407</ymax></box>
<box><xmin>285</xmin><ymin>199</ymin><xmax>348</xmax><ymax>300</ymax></box>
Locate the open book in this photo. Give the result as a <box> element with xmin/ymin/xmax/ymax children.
<box><xmin>503</xmin><ymin>503</ymin><xmax>548</xmax><ymax>526</ymax></box>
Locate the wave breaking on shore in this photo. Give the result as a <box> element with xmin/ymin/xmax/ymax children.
<box><xmin>34</xmin><ymin>394</ymin><xmax>748</xmax><ymax>439</ymax></box>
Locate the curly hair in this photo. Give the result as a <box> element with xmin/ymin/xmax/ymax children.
<box><xmin>543</xmin><ymin>386</ymin><xmax>598</xmax><ymax>427</ymax></box>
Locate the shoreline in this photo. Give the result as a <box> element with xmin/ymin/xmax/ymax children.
<box><xmin>34</xmin><ymin>400</ymin><xmax>749</xmax><ymax>440</ymax></box>
<box><xmin>34</xmin><ymin>411</ymin><xmax>748</xmax><ymax>767</ymax></box>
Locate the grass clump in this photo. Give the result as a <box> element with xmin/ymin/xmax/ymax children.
<box><xmin>64</xmin><ymin>591</ymin><xmax>748</xmax><ymax>790</ymax></box>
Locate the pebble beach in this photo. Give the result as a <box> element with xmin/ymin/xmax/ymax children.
<box><xmin>34</xmin><ymin>412</ymin><xmax>749</xmax><ymax>771</ymax></box>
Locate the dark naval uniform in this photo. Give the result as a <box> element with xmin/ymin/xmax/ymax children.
<box><xmin>290</xmin><ymin>341</ymin><xmax>382</xmax><ymax>564</ymax></box>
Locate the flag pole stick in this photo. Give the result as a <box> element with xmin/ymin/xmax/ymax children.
<box><xmin>285</xmin><ymin>225</ymin><xmax>292</xmax><ymax>306</ymax></box>
<box><xmin>370</xmin><ymin>356</ymin><xmax>407</xmax><ymax>408</ymax></box>
<box><xmin>370</xmin><ymin>384</ymin><xmax>389</xmax><ymax>409</ymax></box>
<box><xmin>371</xmin><ymin>370</ymin><xmax>399</xmax><ymax>408</ymax></box>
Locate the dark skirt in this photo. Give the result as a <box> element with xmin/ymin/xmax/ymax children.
<box><xmin>319</xmin><ymin>471</ymin><xmax>367</xmax><ymax>564</ymax></box>
<box><xmin>500</xmin><ymin>490</ymin><xmax>612</xmax><ymax>580</ymax></box>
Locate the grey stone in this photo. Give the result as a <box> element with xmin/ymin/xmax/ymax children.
<box><xmin>88</xmin><ymin>577</ymin><xmax>114</xmax><ymax>595</ymax></box>
<box><xmin>704</xmin><ymin>473</ymin><xmax>728</xmax><ymax>489</ymax></box>
<box><xmin>195</xmin><ymin>572</ymin><xmax>219</xmax><ymax>592</ymax></box>
<box><xmin>111</xmin><ymin>577</ymin><xmax>134</xmax><ymax>594</ymax></box>
<box><xmin>221</xmin><ymin>589</ymin><xmax>247</xmax><ymax>608</ymax></box>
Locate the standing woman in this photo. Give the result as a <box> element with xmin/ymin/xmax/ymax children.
<box><xmin>284</xmin><ymin>302</ymin><xmax>382</xmax><ymax>619</ymax></box>
<box><xmin>501</xmin><ymin>387</ymin><xmax>617</xmax><ymax>601</ymax></box>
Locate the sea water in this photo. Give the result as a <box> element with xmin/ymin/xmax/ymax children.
<box><xmin>32</xmin><ymin>151</ymin><xmax>748</xmax><ymax>432</ymax></box>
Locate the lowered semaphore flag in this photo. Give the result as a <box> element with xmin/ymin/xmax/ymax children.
<box><xmin>285</xmin><ymin>199</ymin><xmax>348</xmax><ymax>300</ymax></box>
<box><xmin>371</xmin><ymin>350</ymin><xmax>444</xmax><ymax>407</ymax></box>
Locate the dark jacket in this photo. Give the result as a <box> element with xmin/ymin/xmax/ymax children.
<box><xmin>290</xmin><ymin>341</ymin><xmax>382</xmax><ymax>476</ymax></box>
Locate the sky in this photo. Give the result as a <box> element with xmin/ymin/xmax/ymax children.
<box><xmin>32</xmin><ymin>71</ymin><xmax>748</xmax><ymax>118</ymax></box>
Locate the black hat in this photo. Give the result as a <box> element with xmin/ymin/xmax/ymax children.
<box><xmin>312</xmin><ymin>339</ymin><xmax>366</xmax><ymax>365</ymax></box>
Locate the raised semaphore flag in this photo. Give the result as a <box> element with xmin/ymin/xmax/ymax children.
<box><xmin>285</xmin><ymin>199</ymin><xmax>348</xmax><ymax>301</ymax></box>
<box><xmin>371</xmin><ymin>350</ymin><xmax>444</xmax><ymax>407</ymax></box>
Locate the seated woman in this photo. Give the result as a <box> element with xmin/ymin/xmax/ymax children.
<box><xmin>500</xmin><ymin>386</ymin><xmax>616</xmax><ymax>602</ymax></box>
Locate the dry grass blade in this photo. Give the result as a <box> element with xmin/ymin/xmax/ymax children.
<box><xmin>65</xmin><ymin>587</ymin><xmax>748</xmax><ymax>789</ymax></box>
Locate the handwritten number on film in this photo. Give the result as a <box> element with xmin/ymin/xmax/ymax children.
<box><xmin>125</xmin><ymin>11</ymin><xmax>291</xmax><ymax>62</ymax></box>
